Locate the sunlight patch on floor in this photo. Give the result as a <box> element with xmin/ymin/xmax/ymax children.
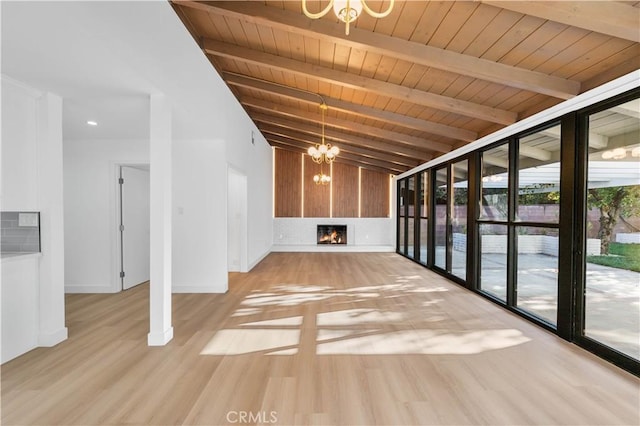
<box><xmin>316</xmin><ymin>308</ymin><xmax>406</xmax><ymax>326</ymax></box>
<box><xmin>316</xmin><ymin>329</ymin><xmax>531</xmax><ymax>355</ymax></box>
<box><xmin>242</xmin><ymin>316</ymin><xmax>303</xmax><ymax>327</ymax></box>
<box><xmin>241</xmin><ymin>293</ymin><xmax>333</xmax><ymax>306</ymax></box>
<box><xmin>231</xmin><ymin>308</ymin><xmax>262</xmax><ymax>317</ymax></box>
<box><xmin>200</xmin><ymin>329</ymin><xmax>300</xmax><ymax>355</ymax></box>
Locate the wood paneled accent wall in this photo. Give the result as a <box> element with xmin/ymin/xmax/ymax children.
<box><xmin>303</xmin><ymin>156</ymin><xmax>330</xmax><ymax>217</ymax></box>
<box><xmin>361</xmin><ymin>168</ymin><xmax>390</xmax><ymax>218</ymax></box>
<box><xmin>274</xmin><ymin>149</ymin><xmax>301</xmax><ymax>217</ymax></box>
<box><xmin>274</xmin><ymin>148</ymin><xmax>390</xmax><ymax>218</ymax></box>
<box><xmin>331</xmin><ymin>162</ymin><xmax>359</xmax><ymax>217</ymax></box>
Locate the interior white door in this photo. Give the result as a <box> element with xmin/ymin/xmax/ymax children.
<box><xmin>121</xmin><ymin>166</ymin><xmax>150</xmax><ymax>290</ymax></box>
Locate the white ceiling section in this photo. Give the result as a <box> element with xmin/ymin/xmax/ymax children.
<box><xmin>1</xmin><ymin>1</ymin><xmax>233</xmax><ymax>140</ymax></box>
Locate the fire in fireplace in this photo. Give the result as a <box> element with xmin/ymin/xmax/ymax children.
<box><xmin>317</xmin><ymin>225</ymin><xmax>347</xmax><ymax>245</ymax></box>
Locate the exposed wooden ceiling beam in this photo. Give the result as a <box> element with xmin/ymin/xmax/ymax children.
<box><xmin>271</xmin><ymin>144</ymin><xmax>401</xmax><ymax>175</ymax></box>
<box><xmin>481</xmin><ymin>1</ymin><xmax>640</xmax><ymax>43</ymax></box>
<box><xmin>225</xmin><ymin>72</ymin><xmax>477</xmax><ymax>142</ymax></box>
<box><xmin>203</xmin><ymin>38</ymin><xmax>517</xmax><ymax>125</ymax></box>
<box><xmin>243</xmin><ymin>97</ymin><xmax>452</xmax><ymax>154</ymax></box>
<box><xmin>260</xmin><ymin>125</ymin><xmax>421</xmax><ymax>169</ymax></box>
<box><xmin>177</xmin><ymin>0</ymin><xmax>580</xmax><ymax>99</ymax></box>
<box><xmin>254</xmin><ymin>113</ymin><xmax>432</xmax><ymax>161</ymax></box>
<box><xmin>261</xmin><ymin>124</ymin><xmax>420</xmax><ymax>168</ymax></box>
<box><xmin>267</xmin><ymin>135</ymin><xmax>407</xmax><ymax>174</ymax></box>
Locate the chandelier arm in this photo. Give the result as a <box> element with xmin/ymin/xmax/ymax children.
<box><xmin>360</xmin><ymin>0</ymin><xmax>395</xmax><ymax>18</ymax></box>
<box><xmin>302</xmin><ymin>0</ymin><xmax>334</xmax><ymax>19</ymax></box>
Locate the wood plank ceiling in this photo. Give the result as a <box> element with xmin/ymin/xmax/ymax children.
<box><xmin>171</xmin><ymin>1</ymin><xmax>640</xmax><ymax>175</ymax></box>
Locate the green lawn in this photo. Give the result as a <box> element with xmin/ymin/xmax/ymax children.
<box><xmin>587</xmin><ymin>242</ymin><xmax>640</xmax><ymax>272</ymax></box>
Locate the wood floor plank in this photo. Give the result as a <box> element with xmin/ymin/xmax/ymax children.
<box><xmin>1</xmin><ymin>253</ymin><xmax>638</xmax><ymax>425</ymax></box>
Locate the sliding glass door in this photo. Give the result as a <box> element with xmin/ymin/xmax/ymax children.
<box><xmin>580</xmin><ymin>96</ymin><xmax>640</xmax><ymax>362</ymax></box>
<box><xmin>477</xmin><ymin>123</ymin><xmax>562</xmax><ymax>325</ymax></box>
<box><xmin>394</xmin><ymin>89</ymin><xmax>640</xmax><ymax>374</ymax></box>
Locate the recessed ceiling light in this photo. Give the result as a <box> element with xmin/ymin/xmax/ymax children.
<box><xmin>87</xmin><ymin>120</ymin><xmax>98</xmax><ymax>126</ymax></box>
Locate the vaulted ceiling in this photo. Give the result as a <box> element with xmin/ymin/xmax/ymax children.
<box><xmin>171</xmin><ymin>1</ymin><xmax>640</xmax><ymax>175</ymax></box>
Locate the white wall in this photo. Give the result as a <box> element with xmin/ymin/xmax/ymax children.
<box><xmin>1</xmin><ymin>78</ymin><xmax>38</xmax><ymax>210</ymax></box>
<box><xmin>62</xmin><ymin>112</ymin><xmax>273</xmax><ymax>296</ymax></box>
<box><xmin>1</xmin><ymin>77</ymin><xmax>68</xmax><ymax>363</ymax></box>
<box><xmin>172</xmin><ymin>139</ymin><xmax>228</xmax><ymax>292</ymax></box>
<box><xmin>63</xmin><ymin>138</ymin><xmax>149</xmax><ymax>292</ymax></box>
<box><xmin>272</xmin><ymin>218</ymin><xmax>394</xmax><ymax>252</ymax></box>
<box><xmin>1</xmin><ymin>79</ymin><xmax>40</xmax><ymax>363</ymax></box>
<box><xmin>225</xmin><ymin>129</ymin><xmax>273</xmax><ymax>270</ymax></box>
<box><xmin>227</xmin><ymin>167</ymin><xmax>247</xmax><ymax>272</ymax></box>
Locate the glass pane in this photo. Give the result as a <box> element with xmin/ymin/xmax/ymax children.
<box><xmin>479</xmin><ymin>224</ymin><xmax>508</xmax><ymax>301</ymax></box>
<box><xmin>517</xmin><ymin>125</ymin><xmax>561</xmax><ymax>223</ymax></box>
<box><xmin>515</xmin><ymin>226</ymin><xmax>558</xmax><ymax>325</ymax></box>
<box><xmin>419</xmin><ymin>171</ymin><xmax>429</xmax><ymax>264</ymax></box>
<box><xmin>451</xmin><ymin>160</ymin><xmax>468</xmax><ymax>280</ymax></box>
<box><xmin>398</xmin><ymin>218</ymin><xmax>406</xmax><ymax>255</ymax></box>
<box><xmin>408</xmin><ymin>176</ymin><xmax>415</xmax><ymax>258</ymax></box>
<box><xmin>434</xmin><ymin>167</ymin><xmax>448</xmax><ymax>269</ymax></box>
<box><xmin>398</xmin><ymin>180</ymin><xmax>406</xmax><ymax>254</ymax></box>
<box><xmin>584</xmin><ymin>99</ymin><xmax>640</xmax><ymax>360</ymax></box>
<box><xmin>480</xmin><ymin>144</ymin><xmax>509</xmax><ymax>221</ymax></box>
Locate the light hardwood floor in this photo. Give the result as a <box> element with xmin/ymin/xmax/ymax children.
<box><xmin>2</xmin><ymin>252</ymin><xmax>639</xmax><ymax>425</ymax></box>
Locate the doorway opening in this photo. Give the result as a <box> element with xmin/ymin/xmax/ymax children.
<box><xmin>227</xmin><ymin>167</ymin><xmax>248</xmax><ymax>273</ymax></box>
<box><xmin>118</xmin><ymin>165</ymin><xmax>150</xmax><ymax>290</ymax></box>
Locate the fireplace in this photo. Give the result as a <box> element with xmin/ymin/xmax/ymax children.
<box><xmin>317</xmin><ymin>225</ymin><xmax>347</xmax><ymax>245</ymax></box>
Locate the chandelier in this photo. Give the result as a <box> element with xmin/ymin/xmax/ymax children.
<box><xmin>308</xmin><ymin>103</ymin><xmax>339</xmax><ymax>185</ymax></box>
<box><xmin>313</xmin><ymin>171</ymin><xmax>332</xmax><ymax>185</ymax></box>
<box><xmin>302</xmin><ymin>0</ymin><xmax>395</xmax><ymax>35</ymax></box>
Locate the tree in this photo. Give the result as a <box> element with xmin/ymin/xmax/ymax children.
<box><xmin>588</xmin><ymin>185</ymin><xmax>640</xmax><ymax>255</ymax></box>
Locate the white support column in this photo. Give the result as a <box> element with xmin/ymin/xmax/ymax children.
<box><xmin>36</xmin><ymin>92</ymin><xmax>68</xmax><ymax>346</ymax></box>
<box><xmin>148</xmin><ymin>94</ymin><xmax>173</xmax><ymax>346</ymax></box>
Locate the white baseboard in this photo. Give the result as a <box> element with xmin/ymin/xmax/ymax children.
<box><xmin>148</xmin><ymin>327</ymin><xmax>174</xmax><ymax>346</ymax></box>
<box><xmin>38</xmin><ymin>327</ymin><xmax>68</xmax><ymax>347</ymax></box>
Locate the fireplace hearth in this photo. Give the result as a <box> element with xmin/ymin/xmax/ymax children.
<box><xmin>317</xmin><ymin>225</ymin><xmax>347</xmax><ymax>245</ymax></box>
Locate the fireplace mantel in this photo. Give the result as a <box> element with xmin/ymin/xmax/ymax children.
<box><xmin>273</xmin><ymin>218</ymin><xmax>394</xmax><ymax>252</ymax></box>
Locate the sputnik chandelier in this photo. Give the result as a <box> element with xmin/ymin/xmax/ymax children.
<box><xmin>302</xmin><ymin>0</ymin><xmax>395</xmax><ymax>35</ymax></box>
<box><xmin>308</xmin><ymin>103</ymin><xmax>339</xmax><ymax>185</ymax></box>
